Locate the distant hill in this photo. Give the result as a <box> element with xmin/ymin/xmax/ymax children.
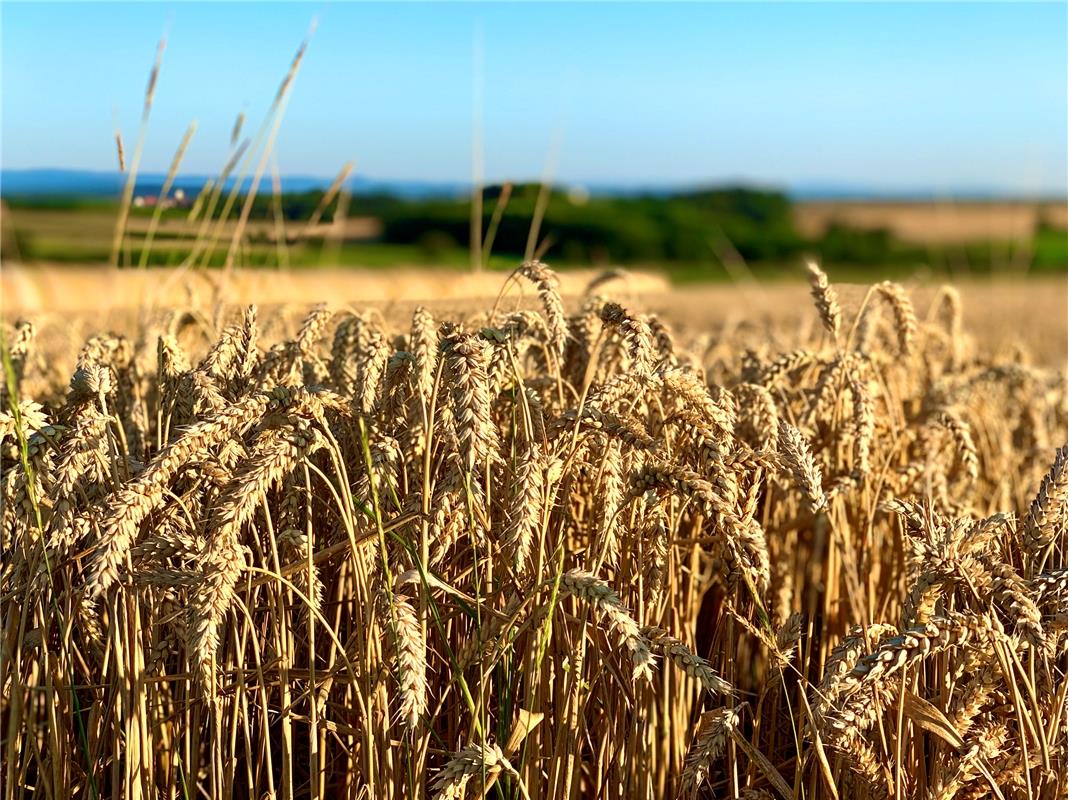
<box><xmin>1</xmin><ymin>168</ymin><xmax>1063</xmax><ymax>203</ymax></box>
<box><xmin>0</xmin><ymin>168</ymin><xmax>469</xmax><ymax>200</ymax></box>
<box><xmin>2</xmin><ymin>168</ymin><xmax>125</xmax><ymax>196</ymax></box>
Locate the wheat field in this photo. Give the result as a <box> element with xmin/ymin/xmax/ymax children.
<box><xmin>1</xmin><ymin>260</ymin><xmax>1066</xmax><ymax>799</ymax></box>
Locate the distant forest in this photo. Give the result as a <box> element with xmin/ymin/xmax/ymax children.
<box><xmin>231</xmin><ymin>183</ymin><xmax>1066</xmax><ymax>269</ymax></box>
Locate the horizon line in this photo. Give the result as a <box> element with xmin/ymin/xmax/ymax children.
<box><xmin>3</xmin><ymin>166</ymin><xmax>1067</xmax><ymax>202</ymax></box>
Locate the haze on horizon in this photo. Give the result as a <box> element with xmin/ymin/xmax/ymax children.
<box><xmin>2</xmin><ymin>2</ymin><xmax>1066</xmax><ymax>196</ymax></box>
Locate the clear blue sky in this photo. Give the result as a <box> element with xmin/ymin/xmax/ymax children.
<box><xmin>2</xmin><ymin>2</ymin><xmax>1066</xmax><ymax>194</ymax></box>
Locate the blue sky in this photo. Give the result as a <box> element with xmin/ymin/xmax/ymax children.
<box><xmin>2</xmin><ymin>2</ymin><xmax>1066</xmax><ymax>194</ymax></box>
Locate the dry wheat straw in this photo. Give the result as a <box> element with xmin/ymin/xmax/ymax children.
<box><xmin>777</xmin><ymin>420</ymin><xmax>827</xmax><ymax>512</ymax></box>
<box><xmin>561</xmin><ymin>570</ymin><xmax>654</xmax><ymax>682</ymax></box>
<box><xmin>805</xmin><ymin>259</ymin><xmax>841</xmax><ymax>343</ymax></box>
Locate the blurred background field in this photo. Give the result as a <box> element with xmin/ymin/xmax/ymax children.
<box><xmin>3</xmin><ymin>189</ymin><xmax>1067</xmax><ymax>279</ymax></box>
<box><xmin>6</xmin><ymin>263</ymin><xmax>1066</xmax><ymax>372</ymax></box>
